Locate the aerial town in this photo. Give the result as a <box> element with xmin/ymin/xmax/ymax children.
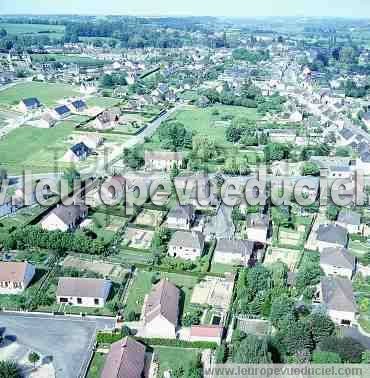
<box><xmin>0</xmin><ymin>4</ymin><xmax>370</xmax><ymax>378</ymax></box>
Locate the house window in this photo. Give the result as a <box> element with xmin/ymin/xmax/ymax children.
<box><xmin>341</xmin><ymin>319</ymin><xmax>351</xmax><ymax>326</ymax></box>
<box><xmin>77</xmin><ymin>298</ymin><xmax>82</xmax><ymax>304</ymax></box>
<box><xmin>94</xmin><ymin>298</ymin><xmax>100</xmax><ymax>305</ymax></box>
<box><xmin>60</xmin><ymin>297</ymin><xmax>68</xmax><ymax>303</ymax></box>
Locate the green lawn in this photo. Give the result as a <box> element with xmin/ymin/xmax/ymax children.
<box><xmin>123</xmin><ymin>270</ymin><xmax>197</xmax><ymax>321</ymax></box>
<box><xmin>210</xmin><ymin>262</ymin><xmax>236</xmax><ymax>274</ymax></box>
<box><xmin>30</xmin><ymin>53</ymin><xmax>107</xmax><ymax>67</ymax></box>
<box><xmin>154</xmin><ymin>346</ymin><xmax>200</xmax><ymax>378</ymax></box>
<box><xmin>87</xmin><ymin>352</ymin><xmax>106</xmax><ymax>378</ymax></box>
<box><xmin>1</xmin><ymin>23</ymin><xmax>65</xmax><ymax>38</ymax></box>
<box><xmin>86</xmin><ymin>96</ymin><xmax>122</xmax><ymax>109</ymax></box>
<box><xmin>0</xmin><ymin>123</ymin><xmax>75</xmax><ymax>174</ymax></box>
<box><xmin>0</xmin><ymin>82</ymin><xmax>79</xmax><ymax>107</ymax></box>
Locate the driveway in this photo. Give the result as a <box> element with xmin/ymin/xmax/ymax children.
<box><xmin>0</xmin><ymin>312</ymin><xmax>115</xmax><ymax>378</ymax></box>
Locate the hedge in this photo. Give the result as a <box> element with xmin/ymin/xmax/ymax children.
<box><xmin>96</xmin><ymin>331</ymin><xmax>122</xmax><ymax>344</ymax></box>
<box><xmin>134</xmin><ymin>337</ymin><xmax>217</xmax><ymax>349</ymax></box>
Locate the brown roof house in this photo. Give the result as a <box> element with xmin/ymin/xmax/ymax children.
<box><xmin>144</xmin><ymin>151</ymin><xmax>184</xmax><ymax>171</ymax></box>
<box><xmin>315</xmin><ymin>276</ymin><xmax>357</xmax><ymax>326</ymax></box>
<box><xmin>101</xmin><ymin>337</ymin><xmax>146</xmax><ymax>378</ymax></box>
<box><xmin>143</xmin><ymin>279</ymin><xmax>180</xmax><ymax>338</ymax></box>
<box><xmin>56</xmin><ymin>277</ymin><xmax>112</xmax><ymax>308</ymax></box>
<box><xmin>40</xmin><ymin>204</ymin><xmax>88</xmax><ymax>232</ymax></box>
<box><xmin>0</xmin><ymin>262</ymin><xmax>35</xmax><ymax>294</ymax></box>
<box><xmin>168</xmin><ymin>231</ymin><xmax>205</xmax><ymax>261</ymax></box>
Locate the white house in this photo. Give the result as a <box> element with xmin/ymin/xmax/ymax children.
<box><xmin>245</xmin><ymin>214</ymin><xmax>269</xmax><ymax>243</ymax></box>
<box><xmin>315</xmin><ymin>276</ymin><xmax>357</xmax><ymax>326</ymax></box>
<box><xmin>320</xmin><ymin>247</ymin><xmax>356</xmax><ymax>279</ymax></box>
<box><xmin>143</xmin><ymin>279</ymin><xmax>180</xmax><ymax>338</ymax></box>
<box><xmin>213</xmin><ymin>239</ymin><xmax>255</xmax><ymax>266</ymax></box>
<box><xmin>144</xmin><ymin>151</ymin><xmax>184</xmax><ymax>171</ymax></box>
<box><xmin>51</xmin><ymin>104</ymin><xmax>71</xmax><ymax>120</ymax></box>
<box><xmin>167</xmin><ymin>204</ymin><xmax>195</xmax><ymax>230</ymax></box>
<box><xmin>40</xmin><ymin>204</ymin><xmax>88</xmax><ymax>232</ymax></box>
<box><xmin>168</xmin><ymin>231</ymin><xmax>205</xmax><ymax>261</ymax></box>
<box><xmin>18</xmin><ymin>98</ymin><xmax>41</xmax><ymax>113</ymax></box>
<box><xmin>336</xmin><ymin>209</ymin><xmax>362</xmax><ymax>235</ymax></box>
<box><xmin>56</xmin><ymin>277</ymin><xmax>112</xmax><ymax>308</ymax></box>
<box><xmin>0</xmin><ymin>262</ymin><xmax>35</xmax><ymax>294</ymax></box>
<box><xmin>316</xmin><ymin>224</ymin><xmax>348</xmax><ymax>253</ymax></box>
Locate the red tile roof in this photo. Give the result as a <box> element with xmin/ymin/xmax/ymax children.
<box><xmin>190</xmin><ymin>325</ymin><xmax>223</xmax><ymax>338</ymax></box>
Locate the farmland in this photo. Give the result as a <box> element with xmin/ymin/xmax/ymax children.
<box><xmin>0</xmin><ymin>23</ymin><xmax>65</xmax><ymax>38</ymax></box>
<box><xmin>0</xmin><ymin>81</ymin><xmax>79</xmax><ymax>107</ymax></box>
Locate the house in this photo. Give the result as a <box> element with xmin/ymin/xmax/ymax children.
<box><xmin>268</xmin><ymin>129</ymin><xmax>296</xmax><ymax>144</ymax></box>
<box><xmin>189</xmin><ymin>325</ymin><xmax>223</xmax><ymax>345</ymax></box>
<box><xmin>63</xmin><ymin>142</ymin><xmax>91</xmax><ymax>162</ymax></box>
<box><xmin>144</xmin><ymin>151</ymin><xmax>184</xmax><ymax>171</ymax></box>
<box><xmin>320</xmin><ymin>247</ymin><xmax>356</xmax><ymax>279</ymax></box>
<box><xmin>315</xmin><ymin>276</ymin><xmax>357</xmax><ymax>326</ymax></box>
<box><xmin>94</xmin><ymin>109</ymin><xmax>120</xmax><ymax>130</ymax></box>
<box><xmin>245</xmin><ymin>213</ymin><xmax>269</xmax><ymax>243</ymax></box>
<box><xmin>316</xmin><ymin>224</ymin><xmax>348</xmax><ymax>252</ymax></box>
<box><xmin>52</xmin><ymin>104</ymin><xmax>71</xmax><ymax>120</ymax></box>
<box><xmin>0</xmin><ymin>262</ymin><xmax>36</xmax><ymax>294</ymax></box>
<box><xmin>143</xmin><ymin>279</ymin><xmax>180</xmax><ymax>338</ymax></box>
<box><xmin>101</xmin><ymin>337</ymin><xmax>146</xmax><ymax>378</ymax></box>
<box><xmin>56</xmin><ymin>277</ymin><xmax>112</xmax><ymax>307</ymax></box>
<box><xmin>18</xmin><ymin>98</ymin><xmax>41</xmax><ymax>112</ymax></box>
<box><xmin>70</xmin><ymin>99</ymin><xmax>87</xmax><ymax>113</ymax></box>
<box><xmin>40</xmin><ymin>204</ymin><xmax>88</xmax><ymax>232</ymax></box>
<box><xmin>213</xmin><ymin>239</ymin><xmax>255</xmax><ymax>266</ymax></box>
<box><xmin>167</xmin><ymin>204</ymin><xmax>195</xmax><ymax>230</ymax></box>
<box><xmin>168</xmin><ymin>231</ymin><xmax>205</xmax><ymax>261</ymax></box>
<box><xmin>336</xmin><ymin>209</ymin><xmax>362</xmax><ymax>234</ymax></box>
<box><xmin>76</xmin><ymin>134</ymin><xmax>103</xmax><ymax>150</ymax></box>
<box><xmin>80</xmin><ymin>81</ymin><xmax>97</xmax><ymax>95</ymax></box>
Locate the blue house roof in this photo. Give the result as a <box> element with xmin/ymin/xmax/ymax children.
<box><xmin>71</xmin><ymin>99</ymin><xmax>86</xmax><ymax>110</ymax></box>
<box><xmin>22</xmin><ymin>97</ymin><xmax>41</xmax><ymax>108</ymax></box>
<box><xmin>70</xmin><ymin>142</ymin><xmax>90</xmax><ymax>158</ymax></box>
<box><xmin>54</xmin><ymin>105</ymin><xmax>70</xmax><ymax>116</ymax></box>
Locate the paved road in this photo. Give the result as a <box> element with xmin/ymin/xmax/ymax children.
<box><xmin>0</xmin><ymin>312</ymin><xmax>115</xmax><ymax>378</ymax></box>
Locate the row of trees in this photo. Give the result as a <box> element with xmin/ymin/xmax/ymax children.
<box><xmin>1</xmin><ymin>226</ymin><xmax>107</xmax><ymax>255</ymax></box>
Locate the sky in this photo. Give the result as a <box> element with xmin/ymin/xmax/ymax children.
<box><xmin>0</xmin><ymin>0</ymin><xmax>370</xmax><ymax>18</ymax></box>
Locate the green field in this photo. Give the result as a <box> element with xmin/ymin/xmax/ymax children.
<box><xmin>0</xmin><ymin>123</ymin><xmax>75</xmax><ymax>174</ymax></box>
<box><xmin>1</xmin><ymin>23</ymin><xmax>65</xmax><ymax>38</ymax></box>
<box><xmin>31</xmin><ymin>53</ymin><xmax>108</xmax><ymax>67</ymax></box>
<box><xmin>0</xmin><ymin>82</ymin><xmax>79</xmax><ymax>107</ymax></box>
<box><xmin>154</xmin><ymin>346</ymin><xmax>200</xmax><ymax>378</ymax></box>
<box><xmin>86</xmin><ymin>96</ymin><xmax>122</xmax><ymax>108</ymax></box>
<box><xmin>146</xmin><ymin>105</ymin><xmax>259</xmax><ymax>149</ymax></box>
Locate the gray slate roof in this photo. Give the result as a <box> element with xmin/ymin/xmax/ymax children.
<box><xmin>320</xmin><ymin>247</ymin><xmax>355</xmax><ymax>270</ymax></box>
<box><xmin>215</xmin><ymin>239</ymin><xmax>255</xmax><ymax>257</ymax></box>
<box><xmin>317</xmin><ymin>224</ymin><xmax>348</xmax><ymax>247</ymax></box>
<box><xmin>56</xmin><ymin>277</ymin><xmax>111</xmax><ymax>298</ymax></box>
<box><xmin>167</xmin><ymin>204</ymin><xmax>195</xmax><ymax>220</ymax></box>
<box><xmin>50</xmin><ymin>204</ymin><xmax>87</xmax><ymax>226</ymax></box>
<box><xmin>169</xmin><ymin>231</ymin><xmax>205</xmax><ymax>250</ymax></box>
<box><xmin>321</xmin><ymin>276</ymin><xmax>357</xmax><ymax>313</ymax></box>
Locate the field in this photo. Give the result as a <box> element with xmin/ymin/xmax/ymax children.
<box><xmin>0</xmin><ymin>122</ymin><xmax>75</xmax><ymax>174</ymax></box>
<box><xmin>86</xmin><ymin>96</ymin><xmax>122</xmax><ymax>109</ymax></box>
<box><xmin>0</xmin><ymin>82</ymin><xmax>79</xmax><ymax>107</ymax></box>
<box><xmin>30</xmin><ymin>53</ymin><xmax>107</xmax><ymax>67</ymax></box>
<box><xmin>153</xmin><ymin>346</ymin><xmax>200</xmax><ymax>378</ymax></box>
<box><xmin>263</xmin><ymin>247</ymin><xmax>302</xmax><ymax>271</ymax></box>
<box><xmin>147</xmin><ymin>105</ymin><xmax>259</xmax><ymax>148</ymax></box>
<box><xmin>1</xmin><ymin>23</ymin><xmax>65</xmax><ymax>38</ymax></box>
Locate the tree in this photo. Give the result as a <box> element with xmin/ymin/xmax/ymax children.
<box><xmin>126</xmin><ymin>311</ymin><xmax>136</xmax><ymax>321</ymax></box>
<box><xmin>264</xmin><ymin>143</ymin><xmax>290</xmax><ymax>162</ymax></box>
<box><xmin>269</xmin><ymin>296</ymin><xmax>294</xmax><ymax>327</ymax></box>
<box><xmin>215</xmin><ymin>344</ymin><xmax>227</xmax><ymax>363</ymax></box>
<box><xmin>335</xmin><ymin>147</ymin><xmax>351</xmax><ymax>157</ymax></box>
<box><xmin>0</xmin><ymin>361</ymin><xmax>21</xmax><ymax>378</ymax></box>
<box><xmin>233</xmin><ymin>334</ymin><xmax>271</xmax><ymax>363</ymax></box>
<box><xmin>312</xmin><ymin>351</ymin><xmax>342</xmax><ymax>363</ymax></box>
<box><xmin>192</xmin><ymin>135</ymin><xmax>217</xmax><ymax>162</ymax></box>
<box><xmin>123</xmin><ymin>146</ymin><xmax>144</xmax><ymax>169</ymax></box>
<box><xmin>0</xmin><ymin>28</ymin><xmax>7</xmax><ymax>38</ymax></box>
<box><xmin>182</xmin><ymin>309</ymin><xmax>202</xmax><ymax>327</ymax></box>
<box><xmin>280</xmin><ymin>320</ymin><xmax>314</xmax><ymax>355</ymax></box>
<box><xmin>28</xmin><ymin>351</ymin><xmax>40</xmax><ymax>368</ymax></box>
<box><xmin>318</xmin><ymin>336</ymin><xmax>365</xmax><ymax>363</ymax></box>
<box><xmin>120</xmin><ymin>325</ymin><xmax>131</xmax><ymax>337</ymax></box>
<box><xmin>307</xmin><ymin>313</ymin><xmax>335</xmax><ymax>345</ymax></box>
<box><xmin>326</xmin><ymin>205</ymin><xmax>339</xmax><ymax>221</ymax></box>
<box><xmin>301</xmin><ymin>162</ymin><xmax>320</xmax><ymax>176</ymax></box>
